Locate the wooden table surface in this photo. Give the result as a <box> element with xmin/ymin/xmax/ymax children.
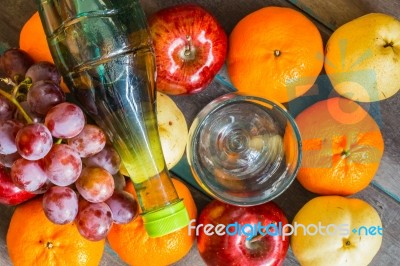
<box><xmin>1</xmin><ymin>0</ymin><xmax>399</xmax><ymax>265</ymax></box>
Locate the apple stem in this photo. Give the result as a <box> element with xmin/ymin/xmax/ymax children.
<box><xmin>0</xmin><ymin>77</ymin><xmax>16</xmax><ymax>87</ymax></box>
<box><xmin>184</xmin><ymin>35</ymin><xmax>192</xmax><ymax>57</ymax></box>
<box><xmin>249</xmin><ymin>233</ymin><xmax>266</xmax><ymax>243</ymax></box>
<box><xmin>383</xmin><ymin>41</ymin><xmax>394</xmax><ymax>48</ymax></box>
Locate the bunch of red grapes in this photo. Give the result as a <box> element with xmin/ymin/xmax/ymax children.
<box><xmin>0</xmin><ymin>48</ymin><xmax>138</xmax><ymax>241</ymax></box>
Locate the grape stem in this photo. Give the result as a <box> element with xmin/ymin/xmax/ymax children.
<box><xmin>0</xmin><ymin>77</ymin><xmax>16</xmax><ymax>87</ymax></box>
<box><xmin>12</xmin><ymin>77</ymin><xmax>32</xmax><ymax>101</ymax></box>
<box><xmin>0</xmin><ymin>88</ymin><xmax>33</xmax><ymax>124</ymax></box>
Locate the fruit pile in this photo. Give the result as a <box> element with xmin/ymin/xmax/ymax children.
<box><xmin>1</xmin><ymin>2</ymin><xmax>399</xmax><ymax>266</ymax></box>
<box><xmin>0</xmin><ymin>48</ymin><xmax>139</xmax><ymax>241</ymax></box>
<box><xmin>147</xmin><ymin>4</ymin><xmax>397</xmax><ymax>266</ymax></box>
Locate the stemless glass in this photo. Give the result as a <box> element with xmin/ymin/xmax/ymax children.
<box><xmin>187</xmin><ymin>93</ymin><xmax>302</xmax><ymax>206</ymax></box>
<box><xmin>36</xmin><ymin>0</ymin><xmax>189</xmax><ymax>237</ymax></box>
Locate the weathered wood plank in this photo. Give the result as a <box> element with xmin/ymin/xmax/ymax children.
<box><xmin>140</xmin><ymin>0</ymin><xmax>333</xmax><ymax>39</ymax></box>
<box><xmin>288</xmin><ymin>0</ymin><xmax>400</xmax><ymax>30</ymax></box>
<box><xmin>0</xmin><ymin>1</ymin><xmax>36</xmax><ymax>49</ymax></box>
<box><xmin>0</xmin><ymin>205</ymin><xmax>14</xmax><ymax>266</ymax></box>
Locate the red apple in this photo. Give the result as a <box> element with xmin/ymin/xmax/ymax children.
<box><xmin>196</xmin><ymin>200</ymin><xmax>289</xmax><ymax>266</ymax></box>
<box><xmin>149</xmin><ymin>4</ymin><xmax>227</xmax><ymax>95</ymax></box>
<box><xmin>0</xmin><ymin>166</ymin><xmax>35</xmax><ymax>206</ymax></box>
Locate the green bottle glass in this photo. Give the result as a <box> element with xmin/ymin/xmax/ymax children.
<box><xmin>36</xmin><ymin>0</ymin><xmax>189</xmax><ymax>237</ymax></box>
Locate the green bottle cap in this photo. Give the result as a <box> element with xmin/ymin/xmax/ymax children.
<box><xmin>142</xmin><ymin>200</ymin><xmax>190</xmax><ymax>238</ymax></box>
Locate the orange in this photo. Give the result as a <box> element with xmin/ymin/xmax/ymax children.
<box><xmin>295</xmin><ymin>97</ymin><xmax>384</xmax><ymax>195</ymax></box>
<box><xmin>7</xmin><ymin>197</ymin><xmax>105</xmax><ymax>266</ymax></box>
<box><xmin>227</xmin><ymin>7</ymin><xmax>324</xmax><ymax>103</ymax></box>
<box><xmin>19</xmin><ymin>11</ymin><xmax>69</xmax><ymax>92</ymax></box>
<box><xmin>107</xmin><ymin>178</ymin><xmax>198</xmax><ymax>266</ymax></box>
<box><xmin>19</xmin><ymin>12</ymin><xmax>53</xmax><ymax>63</ymax></box>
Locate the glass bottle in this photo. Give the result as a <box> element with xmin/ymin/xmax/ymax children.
<box><xmin>36</xmin><ymin>0</ymin><xmax>189</xmax><ymax>237</ymax></box>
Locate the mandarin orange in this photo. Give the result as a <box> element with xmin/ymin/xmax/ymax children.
<box><xmin>107</xmin><ymin>178</ymin><xmax>197</xmax><ymax>266</ymax></box>
<box><xmin>227</xmin><ymin>6</ymin><xmax>324</xmax><ymax>103</ymax></box>
<box><xmin>295</xmin><ymin>97</ymin><xmax>384</xmax><ymax>195</ymax></box>
<box><xmin>7</xmin><ymin>197</ymin><xmax>105</xmax><ymax>266</ymax></box>
<box><xmin>19</xmin><ymin>12</ymin><xmax>53</xmax><ymax>63</ymax></box>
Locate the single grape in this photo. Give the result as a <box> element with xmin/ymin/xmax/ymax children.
<box><xmin>76</xmin><ymin>202</ymin><xmax>113</xmax><ymax>241</ymax></box>
<box><xmin>75</xmin><ymin>167</ymin><xmax>114</xmax><ymax>203</ymax></box>
<box><xmin>45</xmin><ymin>102</ymin><xmax>85</xmax><ymax>138</ymax></box>
<box><xmin>0</xmin><ymin>48</ymin><xmax>34</xmax><ymax>82</ymax></box>
<box><xmin>105</xmin><ymin>190</ymin><xmax>138</xmax><ymax>224</ymax></box>
<box><xmin>68</xmin><ymin>124</ymin><xmax>106</xmax><ymax>158</ymax></box>
<box><xmin>0</xmin><ymin>152</ymin><xmax>21</xmax><ymax>168</ymax></box>
<box><xmin>83</xmin><ymin>144</ymin><xmax>121</xmax><ymax>174</ymax></box>
<box><xmin>27</xmin><ymin>80</ymin><xmax>66</xmax><ymax>115</ymax></box>
<box><xmin>112</xmin><ymin>172</ymin><xmax>126</xmax><ymax>191</ymax></box>
<box><xmin>42</xmin><ymin>186</ymin><xmax>78</xmax><ymax>224</ymax></box>
<box><xmin>10</xmin><ymin>158</ymin><xmax>48</xmax><ymax>191</ymax></box>
<box><xmin>25</xmin><ymin>61</ymin><xmax>61</xmax><ymax>85</ymax></box>
<box><xmin>0</xmin><ymin>95</ymin><xmax>16</xmax><ymax>122</ymax></box>
<box><xmin>15</xmin><ymin>123</ymin><xmax>53</xmax><ymax>160</ymax></box>
<box><xmin>44</xmin><ymin>144</ymin><xmax>82</xmax><ymax>186</ymax></box>
<box><xmin>14</xmin><ymin>101</ymin><xmax>43</xmax><ymax>123</ymax></box>
<box><xmin>0</xmin><ymin>120</ymin><xmax>23</xmax><ymax>155</ymax></box>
